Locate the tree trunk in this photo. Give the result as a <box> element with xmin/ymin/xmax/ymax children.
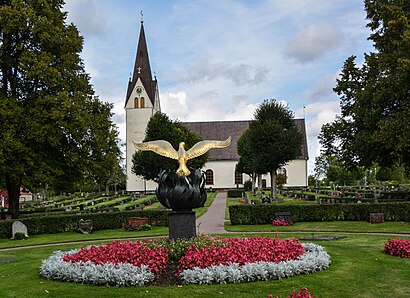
<box><xmin>6</xmin><ymin>175</ymin><xmax>21</xmax><ymax>219</ymax></box>
<box><xmin>251</xmin><ymin>172</ymin><xmax>256</xmax><ymax>193</ymax></box>
<box><xmin>270</xmin><ymin>170</ymin><xmax>277</xmax><ymax>202</ymax></box>
<box><xmin>257</xmin><ymin>174</ymin><xmax>262</xmax><ymax>196</ymax></box>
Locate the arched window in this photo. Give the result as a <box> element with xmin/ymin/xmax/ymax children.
<box><xmin>140</xmin><ymin>97</ymin><xmax>145</xmax><ymax>108</ymax></box>
<box><xmin>234</xmin><ymin>171</ymin><xmax>243</xmax><ymax>185</ymax></box>
<box><xmin>205</xmin><ymin>169</ymin><xmax>214</xmax><ymax>185</ymax></box>
<box><xmin>134</xmin><ymin>97</ymin><xmax>139</xmax><ymax>108</ymax></box>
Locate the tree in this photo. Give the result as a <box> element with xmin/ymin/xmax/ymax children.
<box><xmin>236</xmin><ymin>99</ymin><xmax>303</xmax><ymax>200</ymax></box>
<box><xmin>319</xmin><ymin>0</ymin><xmax>410</xmax><ymax>170</ymax></box>
<box><xmin>236</xmin><ymin>129</ymin><xmax>258</xmax><ymax>193</ymax></box>
<box><xmin>132</xmin><ymin>112</ymin><xmax>208</xmax><ymax>181</ymax></box>
<box><xmin>314</xmin><ymin>152</ymin><xmax>364</xmax><ymax>186</ymax></box>
<box><xmin>0</xmin><ymin>0</ymin><xmax>120</xmax><ymax>217</ymax></box>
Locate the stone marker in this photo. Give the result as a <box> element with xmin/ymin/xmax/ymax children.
<box><xmin>125</xmin><ymin>217</ymin><xmax>148</xmax><ymax>230</ymax></box>
<box><xmin>370</xmin><ymin>213</ymin><xmax>384</xmax><ymax>224</ymax></box>
<box><xmin>12</xmin><ymin>221</ymin><xmax>28</xmax><ymax>239</ymax></box>
<box><xmin>78</xmin><ymin>219</ymin><xmax>93</xmax><ymax>234</ymax></box>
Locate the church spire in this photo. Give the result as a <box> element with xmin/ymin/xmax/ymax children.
<box><xmin>126</xmin><ymin>16</ymin><xmax>156</xmax><ymax>105</ymax></box>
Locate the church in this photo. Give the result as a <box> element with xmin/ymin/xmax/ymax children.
<box><xmin>125</xmin><ymin>21</ymin><xmax>308</xmax><ymax>192</ymax></box>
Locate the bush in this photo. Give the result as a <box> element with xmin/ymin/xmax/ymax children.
<box><xmin>0</xmin><ymin>210</ymin><xmax>168</xmax><ymax>239</ymax></box>
<box><xmin>384</xmin><ymin>238</ymin><xmax>410</xmax><ymax>258</ymax></box>
<box><xmin>229</xmin><ymin>202</ymin><xmax>410</xmax><ymax>225</ymax></box>
<box><xmin>243</xmin><ymin>180</ymin><xmax>252</xmax><ymax>191</ymax></box>
<box><xmin>13</xmin><ymin>232</ymin><xmax>28</xmax><ymax>240</ymax></box>
<box><xmin>227</xmin><ymin>189</ymin><xmax>245</xmax><ymax>198</ymax></box>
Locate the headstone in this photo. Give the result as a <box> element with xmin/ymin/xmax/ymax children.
<box><xmin>370</xmin><ymin>213</ymin><xmax>384</xmax><ymax>224</ymax></box>
<box><xmin>275</xmin><ymin>212</ymin><xmax>292</xmax><ymax>224</ymax></box>
<box><xmin>12</xmin><ymin>221</ymin><xmax>28</xmax><ymax>239</ymax></box>
<box><xmin>125</xmin><ymin>217</ymin><xmax>149</xmax><ymax>230</ymax></box>
<box><xmin>78</xmin><ymin>219</ymin><xmax>93</xmax><ymax>234</ymax></box>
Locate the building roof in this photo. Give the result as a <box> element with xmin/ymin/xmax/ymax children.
<box><xmin>125</xmin><ymin>22</ymin><xmax>157</xmax><ymax>106</ymax></box>
<box><xmin>182</xmin><ymin>119</ymin><xmax>308</xmax><ymax>161</ymax></box>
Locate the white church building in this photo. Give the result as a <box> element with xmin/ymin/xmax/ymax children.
<box><xmin>125</xmin><ymin>21</ymin><xmax>308</xmax><ymax>192</ymax></box>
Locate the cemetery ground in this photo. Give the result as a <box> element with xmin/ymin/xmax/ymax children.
<box><xmin>0</xmin><ymin>191</ymin><xmax>409</xmax><ymax>297</ymax></box>
<box><xmin>0</xmin><ymin>230</ymin><xmax>409</xmax><ymax>297</ymax></box>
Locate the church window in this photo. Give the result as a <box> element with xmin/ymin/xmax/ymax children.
<box><xmin>205</xmin><ymin>169</ymin><xmax>214</xmax><ymax>185</ymax></box>
<box><xmin>134</xmin><ymin>97</ymin><xmax>139</xmax><ymax>108</ymax></box>
<box><xmin>140</xmin><ymin>97</ymin><xmax>145</xmax><ymax>108</ymax></box>
<box><xmin>234</xmin><ymin>171</ymin><xmax>243</xmax><ymax>185</ymax></box>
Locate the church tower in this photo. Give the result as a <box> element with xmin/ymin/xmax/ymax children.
<box><xmin>125</xmin><ymin>19</ymin><xmax>160</xmax><ymax>192</ymax></box>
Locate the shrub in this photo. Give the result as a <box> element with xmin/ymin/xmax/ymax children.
<box><xmin>227</xmin><ymin>189</ymin><xmax>245</xmax><ymax>198</ymax></box>
<box><xmin>384</xmin><ymin>238</ymin><xmax>410</xmax><ymax>258</ymax></box>
<box><xmin>138</xmin><ymin>223</ymin><xmax>152</xmax><ymax>231</ymax></box>
<box><xmin>12</xmin><ymin>232</ymin><xmax>28</xmax><ymax>240</ymax></box>
<box><xmin>244</xmin><ymin>180</ymin><xmax>252</xmax><ymax>191</ymax></box>
<box><xmin>177</xmin><ymin>236</ymin><xmax>304</xmax><ymax>273</ymax></box>
<box><xmin>268</xmin><ymin>288</ymin><xmax>317</xmax><ymax>298</ymax></box>
<box><xmin>229</xmin><ymin>202</ymin><xmax>410</xmax><ymax>225</ymax></box>
<box><xmin>0</xmin><ymin>210</ymin><xmax>168</xmax><ymax>238</ymax></box>
<box><xmin>272</xmin><ymin>219</ymin><xmax>292</xmax><ymax>226</ymax></box>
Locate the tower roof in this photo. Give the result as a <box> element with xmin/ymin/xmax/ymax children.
<box><xmin>126</xmin><ymin>21</ymin><xmax>156</xmax><ymax>106</ymax></box>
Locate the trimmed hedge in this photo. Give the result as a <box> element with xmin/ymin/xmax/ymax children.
<box><xmin>229</xmin><ymin>202</ymin><xmax>410</xmax><ymax>225</ymax></box>
<box><xmin>0</xmin><ymin>209</ymin><xmax>168</xmax><ymax>239</ymax></box>
<box><xmin>227</xmin><ymin>190</ymin><xmax>245</xmax><ymax>198</ymax></box>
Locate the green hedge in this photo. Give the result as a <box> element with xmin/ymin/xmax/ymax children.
<box><xmin>229</xmin><ymin>202</ymin><xmax>410</xmax><ymax>225</ymax></box>
<box><xmin>227</xmin><ymin>190</ymin><xmax>244</xmax><ymax>198</ymax></box>
<box><xmin>0</xmin><ymin>209</ymin><xmax>168</xmax><ymax>239</ymax></box>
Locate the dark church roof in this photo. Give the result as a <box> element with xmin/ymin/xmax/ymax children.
<box><xmin>125</xmin><ymin>22</ymin><xmax>157</xmax><ymax>107</ymax></box>
<box><xmin>182</xmin><ymin>119</ymin><xmax>308</xmax><ymax>161</ymax></box>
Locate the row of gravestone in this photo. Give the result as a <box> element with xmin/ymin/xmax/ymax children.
<box><xmin>10</xmin><ymin>216</ymin><xmax>151</xmax><ymax>239</ymax></box>
<box><xmin>10</xmin><ymin>219</ymin><xmax>94</xmax><ymax>240</ymax></box>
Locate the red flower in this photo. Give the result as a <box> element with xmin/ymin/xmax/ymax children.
<box><xmin>384</xmin><ymin>238</ymin><xmax>410</xmax><ymax>258</ymax></box>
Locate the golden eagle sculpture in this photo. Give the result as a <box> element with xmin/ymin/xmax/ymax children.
<box><xmin>133</xmin><ymin>136</ymin><xmax>231</xmax><ymax>176</ymax></box>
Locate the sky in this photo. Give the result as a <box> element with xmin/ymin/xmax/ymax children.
<box><xmin>63</xmin><ymin>0</ymin><xmax>374</xmax><ymax>175</ymax></box>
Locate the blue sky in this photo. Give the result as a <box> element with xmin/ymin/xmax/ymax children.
<box><xmin>64</xmin><ymin>0</ymin><xmax>374</xmax><ymax>174</ymax></box>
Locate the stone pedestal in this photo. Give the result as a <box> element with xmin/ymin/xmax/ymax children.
<box><xmin>168</xmin><ymin>211</ymin><xmax>196</xmax><ymax>240</ymax></box>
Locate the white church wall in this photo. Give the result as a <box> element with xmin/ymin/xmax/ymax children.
<box><xmin>125</xmin><ymin>107</ymin><xmax>154</xmax><ymax>192</ymax></box>
<box><xmin>203</xmin><ymin>160</ymin><xmax>242</xmax><ymax>189</ymax></box>
<box><xmin>283</xmin><ymin>159</ymin><xmax>308</xmax><ymax>187</ymax></box>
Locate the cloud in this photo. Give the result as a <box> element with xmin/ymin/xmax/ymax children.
<box><xmin>295</xmin><ymin>101</ymin><xmax>340</xmax><ymax>174</ymax></box>
<box><xmin>286</xmin><ymin>23</ymin><xmax>343</xmax><ymax>63</ymax></box>
<box><xmin>305</xmin><ymin>74</ymin><xmax>338</xmax><ymax>101</ymax></box>
<box><xmin>182</xmin><ymin>60</ymin><xmax>270</xmax><ymax>86</ymax></box>
<box><xmin>64</xmin><ymin>0</ymin><xmax>106</xmax><ymax>37</ymax></box>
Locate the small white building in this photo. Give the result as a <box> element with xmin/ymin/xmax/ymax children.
<box><xmin>125</xmin><ymin>21</ymin><xmax>308</xmax><ymax>192</ymax></box>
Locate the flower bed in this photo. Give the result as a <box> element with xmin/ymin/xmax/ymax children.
<box><xmin>272</xmin><ymin>219</ymin><xmax>292</xmax><ymax>226</ymax></box>
<box><xmin>384</xmin><ymin>238</ymin><xmax>410</xmax><ymax>258</ymax></box>
<box><xmin>40</xmin><ymin>236</ymin><xmax>331</xmax><ymax>286</ymax></box>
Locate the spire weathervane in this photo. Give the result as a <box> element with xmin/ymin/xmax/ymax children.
<box><xmin>140</xmin><ymin>10</ymin><xmax>144</xmax><ymax>23</ymax></box>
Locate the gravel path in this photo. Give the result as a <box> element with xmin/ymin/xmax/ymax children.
<box><xmin>196</xmin><ymin>192</ymin><xmax>228</xmax><ymax>234</ymax></box>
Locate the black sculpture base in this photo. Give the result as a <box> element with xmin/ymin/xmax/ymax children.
<box><xmin>168</xmin><ymin>211</ymin><xmax>196</xmax><ymax>240</ymax></box>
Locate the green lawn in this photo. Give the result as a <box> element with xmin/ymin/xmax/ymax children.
<box><xmin>0</xmin><ymin>227</ymin><xmax>168</xmax><ymax>249</ymax></box>
<box><xmin>0</xmin><ymin>233</ymin><xmax>409</xmax><ymax>297</ymax></box>
<box><xmin>225</xmin><ymin>221</ymin><xmax>410</xmax><ymax>234</ymax></box>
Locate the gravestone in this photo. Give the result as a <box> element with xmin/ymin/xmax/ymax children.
<box><xmin>275</xmin><ymin>212</ymin><xmax>292</xmax><ymax>224</ymax></box>
<box><xmin>125</xmin><ymin>217</ymin><xmax>148</xmax><ymax>230</ymax></box>
<box><xmin>12</xmin><ymin>221</ymin><xmax>28</xmax><ymax>239</ymax></box>
<box><xmin>370</xmin><ymin>213</ymin><xmax>384</xmax><ymax>224</ymax></box>
<box><xmin>78</xmin><ymin>219</ymin><xmax>93</xmax><ymax>234</ymax></box>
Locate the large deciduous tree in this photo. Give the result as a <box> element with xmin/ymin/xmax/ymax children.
<box><xmin>237</xmin><ymin>99</ymin><xmax>303</xmax><ymax>200</ymax></box>
<box><xmin>0</xmin><ymin>0</ymin><xmax>120</xmax><ymax>217</ymax></box>
<box><xmin>319</xmin><ymin>0</ymin><xmax>410</xmax><ymax>170</ymax></box>
<box><xmin>132</xmin><ymin>112</ymin><xmax>208</xmax><ymax>182</ymax></box>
